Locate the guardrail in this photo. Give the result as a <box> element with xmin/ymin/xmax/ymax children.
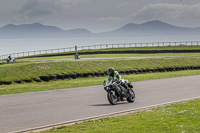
<box><xmin>0</xmin><ymin>41</ymin><xmax>199</xmax><ymax>60</ymax></box>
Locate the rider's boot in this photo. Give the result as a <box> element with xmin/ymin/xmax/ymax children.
<box><xmin>120</xmin><ymin>90</ymin><xmax>125</xmax><ymax>101</ymax></box>
<box><xmin>120</xmin><ymin>86</ymin><xmax>127</xmax><ymax>101</ymax></box>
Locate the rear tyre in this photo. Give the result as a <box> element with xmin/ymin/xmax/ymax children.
<box><xmin>127</xmin><ymin>89</ymin><xmax>135</xmax><ymax>103</ymax></box>
<box><xmin>107</xmin><ymin>91</ymin><xmax>117</xmax><ymax>105</ymax></box>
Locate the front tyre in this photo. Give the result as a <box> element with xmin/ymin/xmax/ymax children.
<box><xmin>127</xmin><ymin>89</ymin><xmax>135</xmax><ymax>103</ymax></box>
<box><xmin>107</xmin><ymin>91</ymin><xmax>117</xmax><ymax>105</ymax></box>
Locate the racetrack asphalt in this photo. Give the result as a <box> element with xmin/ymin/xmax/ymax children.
<box><xmin>0</xmin><ymin>75</ymin><xmax>200</xmax><ymax>133</ymax></box>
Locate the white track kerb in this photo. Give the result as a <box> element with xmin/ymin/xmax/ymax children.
<box><xmin>11</xmin><ymin>96</ymin><xmax>200</xmax><ymax>133</ymax></box>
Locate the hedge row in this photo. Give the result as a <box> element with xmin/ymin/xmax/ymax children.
<box><xmin>78</xmin><ymin>50</ymin><xmax>200</xmax><ymax>54</ymax></box>
<box><xmin>1</xmin><ymin>65</ymin><xmax>200</xmax><ymax>85</ymax></box>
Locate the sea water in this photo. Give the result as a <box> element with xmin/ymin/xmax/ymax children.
<box><xmin>0</xmin><ymin>36</ymin><xmax>199</xmax><ymax>55</ymax></box>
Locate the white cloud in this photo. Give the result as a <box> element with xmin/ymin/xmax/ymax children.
<box><xmin>19</xmin><ymin>0</ymin><xmax>67</xmax><ymax>17</ymax></box>
<box><xmin>1</xmin><ymin>0</ymin><xmax>200</xmax><ymax>32</ymax></box>
<box><xmin>133</xmin><ymin>3</ymin><xmax>200</xmax><ymax>20</ymax></box>
<box><xmin>19</xmin><ymin>0</ymin><xmax>91</xmax><ymax>17</ymax></box>
<box><xmin>98</xmin><ymin>17</ymin><xmax>123</xmax><ymax>22</ymax></box>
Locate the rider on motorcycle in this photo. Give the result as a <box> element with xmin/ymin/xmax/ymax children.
<box><xmin>107</xmin><ymin>67</ymin><xmax>121</xmax><ymax>81</ymax></box>
<box><xmin>7</xmin><ymin>55</ymin><xmax>16</xmax><ymax>63</ymax></box>
<box><xmin>8</xmin><ymin>55</ymin><xmax>11</xmax><ymax>60</ymax></box>
<box><xmin>107</xmin><ymin>67</ymin><xmax>125</xmax><ymax>100</ymax></box>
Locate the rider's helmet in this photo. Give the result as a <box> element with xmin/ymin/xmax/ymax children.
<box><xmin>107</xmin><ymin>67</ymin><xmax>114</xmax><ymax>75</ymax></box>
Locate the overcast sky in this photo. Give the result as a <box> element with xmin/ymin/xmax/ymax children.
<box><xmin>0</xmin><ymin>0</ymin><xmax>200</xmax><ymax>32</ymax></box>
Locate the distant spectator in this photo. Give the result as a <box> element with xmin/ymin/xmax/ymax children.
<box><xmin>75</xmin><ymin>45</ymin><xmax>77</xmax><ymax>51</ymax></box>
<box><xmin>8</xmin><ymin>55</ymin><xmax>11</xmax><ymax>60</ymax></box>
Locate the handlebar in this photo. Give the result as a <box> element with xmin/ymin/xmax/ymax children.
<box><xmin>104</xmin><ymin>80</ymin><xmax>121</xmax><ymax>87</ymax></box>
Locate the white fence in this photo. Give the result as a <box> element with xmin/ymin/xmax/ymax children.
<box><xmin>0</xmin><ymin>41</ymin><xmax>199</xmax><ymax>60</ymax></box>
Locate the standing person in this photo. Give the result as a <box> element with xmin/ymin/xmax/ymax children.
<box><xmin>75</xmin><ymin>45</ymin><xmax>77</xmax><ymax>52</ymax></box>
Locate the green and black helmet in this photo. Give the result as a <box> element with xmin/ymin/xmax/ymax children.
<box><xmin>107</xmin><ymin>67</ymin><xmax>114</xmax><ymax>75</ymax></box>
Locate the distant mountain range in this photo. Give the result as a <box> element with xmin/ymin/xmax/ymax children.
<box><xmin>0</xmin><ymin>23</ymin><xmax>91</xmax><ymax>38</ymax></box>
<box><xmin>98</xmin><ymin>20</ymin><xmax>200</xmax><ymax>37</ymax></box>
<box><xmin>0</xmin><ymin>20</ymin><xmax>200</xmax><ymax>38</ymax></box>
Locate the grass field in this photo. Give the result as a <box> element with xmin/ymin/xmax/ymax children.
<box><xmin>10</xmin><ymin>45</ymin><xmax>200</xmax><ymax>60</ymax></box>
<box><xmin>1</xmin><ymin>70</ymin><xmax>200</xmax><ymax>95</ymax></box>
<box><xmin>14</xmin><ymin>53</ymin><xmax>200</xmax><ymax>61</ymax></box>
<box><xmin>1</xmin><ymin>45</ymin><xmax>200</xmax><ymax>132</ymax></box>
<box><xmin>42</xmin><ymin>99</ymin><xmax>200</xmax><ymax>133</ymax></box>
<box><xmin>1</xmin><ymin>57</ymin><xmax>200</xmax><ymax>81</ymax></box>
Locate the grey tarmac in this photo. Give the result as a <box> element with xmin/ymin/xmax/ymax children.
<box><xmin>0</xmin><ymin>75</ymin><xmax>200</xmax><ymax>133</ymax></box>
<box><xmin>0</xmin><ymin>56</ymin><xmax>187</xmax><ymax>64</ymax></box>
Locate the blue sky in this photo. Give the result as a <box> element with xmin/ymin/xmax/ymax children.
<box><xmin>0</xmin><ymin>0</ymin><xmax>200</xmax><ymax>32</ymax></box>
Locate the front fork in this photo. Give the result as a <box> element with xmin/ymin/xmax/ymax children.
<box><xmin>112</xmin><ymin>83</ymin><xmax>121</xmax><ymax>95</ymax></box>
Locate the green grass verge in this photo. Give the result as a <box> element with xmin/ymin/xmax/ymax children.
<box><xmin>15</xmin><ymin>53</ymin><xmax>200</xmax><ymax>61</ymax></box>
<box><xmin>1</xmin><ymin>57</ymin><xmax>200</xmax><ymax>81</ymax></box>
<box><xmin>42</xmin><ymin>99</ymin><xmax>200</xmax><ymax>133</ymax></box>
<box><xmin>13</xmin><ymin>45</ymin><xmax>200</xmax><ymax>59</ymax></box>
<box><xmin>1</xmin><ymin>70</ymin><xmax>200</xmax><ymax>95</ymax></box>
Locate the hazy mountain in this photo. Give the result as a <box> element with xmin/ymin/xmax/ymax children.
<box><xmin>97</xmin><ymin>20</ymin><xmax>200</xmax><ymax>37</ymax></box>
<box><xmin>0</xmin><ymin>23</ymin><xmax>91</xmax><ymax>38</ymax></box>
<box><xmin>0</xmin><ymin>20</ymin><xmax>200</xmax><ymax>38</ymax></box>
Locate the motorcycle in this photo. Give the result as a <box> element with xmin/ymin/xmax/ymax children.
<box><xmin>6</xmin><ymin>57</ymin><xmax>16</xmax><ymax>63</ymax></box>
<box><xmin>74</xmin><ymin>54</ymin><xmax>81</xmax><ymax>60</ymax></box>
<box><xmin>103</xmin><ymin>79</ymin><xmax>135</xmax><ymax>105</ymax></box>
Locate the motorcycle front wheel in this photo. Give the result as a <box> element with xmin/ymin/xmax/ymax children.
<box><xmin>107</xmin><ymin>91</ymin><xmax>118</xmax><ymax>105</ymax></box>
<box><xmin>127</xmin><ymin>89</ymin><xmax>135</xmax><ymax>103</ymax></box>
